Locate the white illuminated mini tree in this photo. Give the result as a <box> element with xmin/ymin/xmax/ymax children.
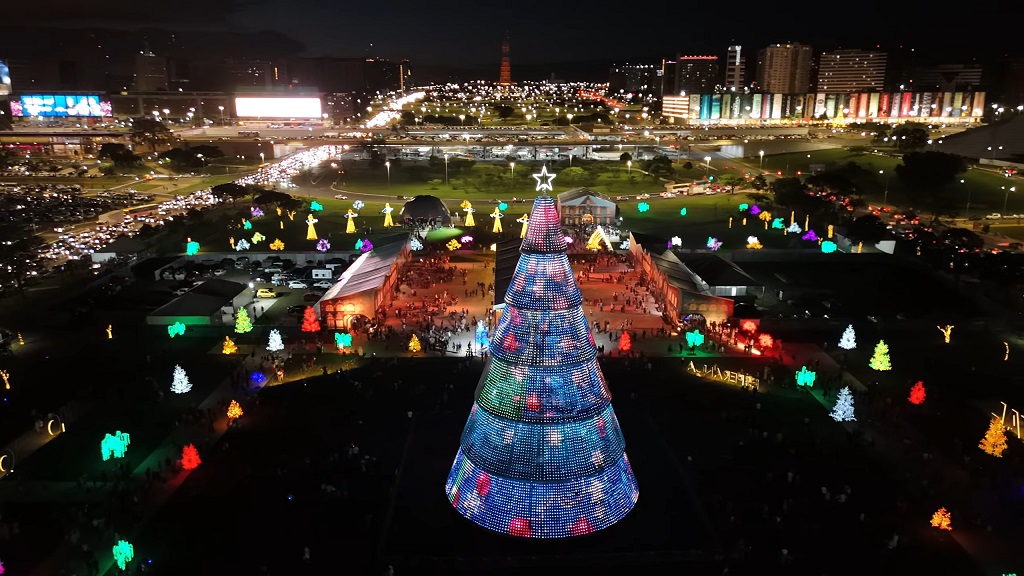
<box><xmin>170</xmin><ymin>365</ymin><xmax>192</xmax><ymax>394</ymax></box>
<box><xmin>830</xmin><ymin>386</ymin><xmax>856</xmax><ymax>422</ymax></box>
<box><xmin>266</xmin><ymin>329</ymin><xmax>284</xmax><ymax>353</ymax></box>
<box><xmin>838</xmin><ymin>325</ymin><xmax>857</xmax><ymax>350</ymax></box>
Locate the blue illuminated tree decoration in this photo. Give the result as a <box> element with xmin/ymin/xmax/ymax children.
<box><xmin>235</xmin><ymin>239</ymin><xmax>251</xmax><ymax>251</ymax></box>
<box><xmin>316</xmin><ymin>238</ymin><xmax>330</xmax><ymax>252</ymax></box>
<box><xmin>185</xmin><ymin>241</ymin><xmax>200</xmax><ymax>256</ymax></box>
<box><xmin>250</xmin><ymin>371</ymin><xmax>266</xmax><ymax>385</ymax></box>
<box><xmin>749</xmin><ymin>205</ymin><xmax>761</xmax><ymax>215</ymax></box>
<box><xmin>410</xmin><ymin>237</ymin><xmax>424</xmax><ymax>251</ymax></box>
<box><xmin>679</xmin><ymin>207</ymin><xmax>688</xmax><ymax>216</ymax></box>
<box><xmin>250</xmin><ymin>206</ymin><xmax>265</xmax><ymax>218</ymax></box>
<box><xmin>619</xmin><ymin>239</ymin><xmax>630</xmax><ymax>249</ymax></box>
<box><xmin>796</xmin><ymin>366</ymin><xmax>816</xmax><ymax>387</ymax></box>
<box><xmin>802</xmin><ymin>230</ymin><xmax>818</xmax><ymax>242</ymax></box>
<box><xmin>787</xmin><ymin>222</ymin><xmax>802</xmax><ymax>233</ymax></box>
<box><xmin>821</xmin><ymin>240</ymin><xmax>838</xmax><ymax>253</ymax></box>
<box><xmin>334</xmin><ymin>331</ymin><xmax>352</xmax><ymax>349</ymax></box>
<box><xmin>352</xmin><ymin>200</ymin><xmax>365</xmax><ymax>210</ymax></box>
<box><xmin>474</xmin><ymin>320</ymin><xmax>490</xmax><ymax>350</ymax></box>
<box><xmin>309</xmin><ymin>201</ymin><xmax>324</xmax><ymax>212</ymax></box>
<box><xmin>772</xmin><ymin>218</ymin><xmax>786</xmax><ymax>229</ymax></box>
<box><xmin>738</xmin><ymin>203</ymin><xmax>749</xmax><ymax>211</ymax></box>
<box><xmin>167</xmin><ymin>322</ymin><xmax>186</xmax><ymax>338</ymax></box>
<box><xmin>637</xmin><ymin>202</ymin><xmax>650</xmax><ymax>213</ymax></box>
<box><xmin>446</xmin><ymin>195</ymin><xmax>638</xmax><ymax>539</ymax></box>
<box><xmin>685</xmin><ymin>329</ymin><xmax>705</xmax><ymax>348</ymax></box>
<box><xmin>498</xmin><ymin>202</ymin><xmax>509</xmax><ymax>211</ymax></box>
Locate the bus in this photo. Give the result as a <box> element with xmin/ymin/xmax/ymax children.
<box><xmin>239</xmin><ymin>130</ymin><xmax>261</xmax><ymax>138</ymax></box>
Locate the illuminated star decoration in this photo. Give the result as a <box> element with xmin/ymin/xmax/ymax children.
<box><xmin>801</xmin><ymin>230</ymin><xmax>818</xmax><ymax>242</ymax></box>
<box><xmin>309</xmin><ymin>201</ymin><xmax>324</xmax><ymax>212</ymax></box>
<box><xmin>167</xmin><ymin>322</ymin><xmax>186</xmax><ymax>338</ymax></box>
<box><xmin>251</xmin><ymin>206</ymin><xmax>265</xmax><ymax>218</ymax></box>
<box><xmin>359</xmin><ymin>238</ymin><xmax>374</xmax><ymax>252</ymax></box>
<box><xmin>706</xmin><ymin>237</ymin><xmax>723</xmax><ymax>251</ymax></box>
<box><xmin>637</xmin><ymin>202</ymin><xmax>650</xmax><ymax>213</ymax></box>
<box><xmin>316</xmin><ymin>239</ymin><xmax>331</xmax><ymax>252</ymax></box>
<box><xmin>821</xmin><ymin>240</ymin><xmax>838</xmax><ymax>253</ymax></box>
<box><xmin>533</xmin><ymin>165</ymin><xmax>556</xmax><ymax>192</ymax></box>
<box><xmin>749</xmin><ymin>205</ymin><xmax>761</xmax><ymax>215</ymax></box>
<box><xmin>235</xmin><ymin>239</ymin><xmax>251</xmax><ymax>251</ymax></box>
<box><xmin>352</xmin><ymin>200</ymin><xmax>365</xmax><ymax>211</ymax></box>
<box><xmin>185</xmin><ymin>240</ymin><xmax>200</xmax><ymax>256</ymax></box>
<box><xmin>679</xmin><ymin>207</ymin><xmax>688</xmax><ymax>216</ymax></box>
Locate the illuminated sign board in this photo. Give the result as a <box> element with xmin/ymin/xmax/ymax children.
<box><xmin>11</xmin><ymin>94</ymin><xmax>112</xmax><ymax>117</ymax></box>
<box><xmin>234</xmin><ymin>97</ymin><xmax>322</xmax><ymax>119</ymax></box>
<box><xmin>0</xmin><ymin>60</ymin><xmax>10</xmax><ymax>96</ymax></box>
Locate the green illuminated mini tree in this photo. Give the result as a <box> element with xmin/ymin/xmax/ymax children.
<box><xmin>685</xmin><ymin>329</ymin><xmax>705</xmax><ymax>348</ymax></box>
<box><xmin>112</xmin><ymin>540</ymin><xmax>134</xmax><ymax>571</ymax></box>
<box><xmin>869</xmin><ymin>340</ymin><xmax>892</xmax><ymax>371</ymax></box>
<box><xmin>234</xmin><ymin>307</ymin><xmax>253</xmax><ymax>334</ymax></box>
<box><xmin>796</xmin><ymin>366</ymin><xmax>816</xmax><ymax>387</ymax></box>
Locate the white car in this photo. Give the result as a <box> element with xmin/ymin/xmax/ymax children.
<box><xmin>172</xmin><ymin>287</ymin><xmax>190</xmax><ymax>295</ymax></box>
<box><xmin>313</xmin><ymin>280</ymin><xmax>334</xmax><ymax>289</ymax></box>
<box><xmin>985</xmin><ymin>213</ymin><xmax>1002</xmax><ymax>220</ymax></box>
<box><xmin>212</xmin><ymin>268</ymin><xmax>226</xmax><ymax>276</ymax></box>
<box><xmin>635</xmin><ymin>193</ymin><xmax>651</xmax><ymax>199</ymax></box>
<box><xmin>287</xmin><ymin>280</ymin><xmax>308</xmax><ymax>289</ymax></box>
<box><xmin>334</xmin><ymin>194</ymin><xmax>348</xmax><ymax>199</ymax></box>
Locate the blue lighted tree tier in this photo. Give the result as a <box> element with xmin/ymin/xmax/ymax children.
<box><xmin>447</xmin><ymin>195</ymin><xmax>638</xmax><ymax>539</ymax></box>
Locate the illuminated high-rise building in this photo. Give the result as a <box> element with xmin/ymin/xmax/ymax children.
<box><xmin>445</xmin><ymin>194</ymin><xmax>639</xmax><ymax>539</ymax></box>
<box><xmin>815</xmin><ymin>49</ymin><xmax>887</xmax><ymax>93</ymax></box>
<box><xmin>756</xmin><ymin>43</ymin><xmax>814</xmax><ymax>94</ymax></box>
<box><xmin>725</xmin><ymin>46</ymin><xmax>747</xmax><ymax>90</ymax></box>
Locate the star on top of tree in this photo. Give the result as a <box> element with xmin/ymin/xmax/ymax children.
<box><xmin>533</xmin><ymin>165</ymin><xmax>556</xmax><ymax>192</ymax></box>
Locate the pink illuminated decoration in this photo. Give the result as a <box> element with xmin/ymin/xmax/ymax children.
<box><xmin>758</xmin><ymin>333</ymin><xmax>774</xmax><ymax>349</ymax></box>
<box><xmin>564</xmin><ymin>235</ymin><xmax>574</xmax><ymax>243</ymax></box>
<box><xmin>460</xmin><ymin>235</ymin><xmax>474</xmax><ymax>244</ymax></box>
<box><xmin>749</xmin><ymin>205</ymin><xmax>761</xmax><ymax>215</ymax></box>
<box><xmin>802</xmin><ymin>230</ymin><xmax>818</xmax><ymax>242</ymax></box>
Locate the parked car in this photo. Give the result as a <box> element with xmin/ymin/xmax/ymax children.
<box><xmin>287</xmin><ymin>280</ymin><xmax>308</xmax><ymax>289</ymax></box>
<box><xmin>172</xmin><ymin>286</ymin><xmax>190</xmax><ymax>296</ymax></box>
<box><xmin>313</xmin><ymin>280</ymin><xmax>334</xmax><ymax>289</ymax></box>
<box><xmin>286</xmin><ymin>305</ymin><xmax>306</xmax><ymax>314</ymax></box>
<box><xmin>265</xmin><ymin>266</ymin><xmax>283</xmax><ymax>273</ymax></box>
<box><xmin>985</xmin><ymin>213</ymin><xmax>1002</xmax><ymax>220</ymax></box>
<box><xmin>255</xmin><ymin>288</ymin><xmax>278</xmax><ymax>298</ymax></box>
<box><xmin>212</xmin><ymin>268</ymin><xmax>226</xmax><ymax>276</ymax></box>
<box><xmin>334</xmin><ymin>194</ymin><xmax>348</xmax><ymax>199</ymax></box>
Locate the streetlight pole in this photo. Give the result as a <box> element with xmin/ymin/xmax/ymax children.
<box><xmin>879</xmin><ymin>170</ymin><xmax>889</xmax><ymax>206</ymax></box>
<box><xmin>759</xmin><ymin>150</ymin><xmax>764</xmax><ymax>171</ymax></box>
<box><xmin>627</xmin><ymin>160</ymin><xmax>632</xmax><ymax>175</ymax></box>
<box><xmin>444</xmin><ymin>154</ymin><xmax>449</xmax><ymax>186</ymax></box>
<box><xmin>385</xmin><ymin>161</ymin><xmax>391</xmax><ymax>187</ymax></box>
<box><xmin>962</xmin><ymin>179</ymin><xmax>971</xmax><ymax>220</ymax></box>
<box><xmin>704</xmin><ymin>156</ymin><xmax>712</xmax><ymax>175</ymax></box>
<box><xmin>510</xmin><ymin>161</ymin><xmax>515</xmax><ymax>181</ymax></box>
<box><xmin>1004</xmin><ymin>186</ymin><xmax>1016</xmax><ymax>215</ymax></box>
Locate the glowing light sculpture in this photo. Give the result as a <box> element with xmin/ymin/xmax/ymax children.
<box><xmin>360</xmin><ymin>238</ymin><xmax>374</xmax><ymax>252</ymax></box>
<box><xmin>686</xmin><ymin>329</ymin><xmax>705</xmax><ymax>348</ymax></box>
<box><xmin>447</xmin><ymin>239</ymin><xmax>461</xmax><ymax>251</ymax></box>
<box><xmin>301</xmin><ymin>306</ymin><xmax>321</xmax><ymax>333</ymax></box>
<box><xmin>309</xmin><ymin>201</ymin><xmax>324</xmax><ymax>212</ymax></box>
<box><xmin>838</xmin><ymin>325</ymin><xmax>856</xmax><ymax>350</ymax></box>
<box><xmin>749</xmin><ymin>205</ymin><xmax>761</xmax><ymax>215</ymax></box>
<box><xmin>170</xmin><ymin>364</ymin><xmax>191</xmax><ymax>394</ymax></box>
<box><xmin>344</xmin><ymin>209</ymin><xmax>357</xmax><ymax>233</ymax></box>
<box><xmin>408</xmin><ymin>334</ymin><xmax>421</xmax><ymax>353</ymax></box>
<box><xmin>270</xmin><ymin>239</ymin><xmax>285</xmax><ymax>250</ymax></box>
<box><xmin>112</xmin><ymin>540</ymin><xmax>134</xmax><ymax>571</ymax></box>
<box><xmin>772</xmin><ymin>218</ymin><xmax>786</xmax><ymax>229</ymax></box>
<box><xmin>267</xmin><ymin>329</ymin><xmax>284</xmax><ymax>352</ymax></box>
<box><xmin>869</xmin><ymin>340</ymin><xmax>892</xmax><ymax>371</ymax></box>
<box><xmin>445</xmin><ymin>195</ymin><xmax>638</xmax><ymax>538</ymax></box>
<box><xmin>679</xmin><ymin>208</ymin><xmax>687</xmax><ymax>216</ymax></box>
<box><xmin>801</xmin><ymin>230</ymin><xmax>818</xmax><ymax>242</ymax></box>
<box><xmin>382</xmin><ymin>203</ymin><xmax>395</xmax><ymax>227</ymax></box>
<box><xmin>979</xmin><ymin>415</ymin><xmax>1008</xmax><ymax>457</ymax></box>
<box><xmin>227</xmin><ymin>400</ymin><xmax>243</xmax><ymax>420</ymax></box>
<box><xmin>937</xmin><ymin>324</ymin><xmax>954</xmax><ymax>344</ymax></box>
<box><xmin>746</xmin><ymin>236</ymin><xmax>763</xmax><ymax>250</ymax></box>
<box><xmin>235</xmin><ymin>239</ymin><xmax>251</xmax><ymax>252</ymax></box>
<box><xmin>518</xmin><ymin>213</ymin><xmax>529</xmax><ymax>238</ymax></box>
<box><xmin>181</xmin><ymin>443</ymin><xmax>201</xmax><ymax>470</ymax></box>
<box><xmin>619</xmin><ymin>331</ymin><xmax>632</xmax><ymax>352</ymax></box>
<box><xmin>306</xmin><ymin>214</ymin><xmax>318</xmax><ymax>240</ymax></box>
<box><xmin>670</xmin><ymin>236</ymin><xmax>682</xmax><ymax>247</ymax></box>
<box><xmin>499</xmin><ymin>202</ymin><xmax>509</xmax><ymax>211</ymax></box>
<box><xmin>353</xmin><ymin>200</ymin><xmax>365</xmax><ymax>210</ymax></box>
<box><xmin>335</xmin><ymin>331</ymin><xmax>352</xmax><ymax>350</ymax></box>
<box><xmin>167</xmin><ymin>322</ymin><xmax>186</xmax><ymax>338</ymax></box>
<box><xmin>830</xmin><ymin>386</ymin><xmax>856</xmax><ymax>422</ymax></box>
<box><xmin>474</xmin><ymin>321</ymin><xmax>490</xmax><ymax>351</ymax></box>
<box><xmin>243</xmin><ymin>219</ymin><xmax>252</xmax><ymax>230</ymax></box>
<box><xmin>460</xmin><ymin>235</ymin><xmax>474</xmax><ymax>244</ymax></box>
<box><xmin>316</xmin><ymin>239</ymin><xmax>331</xmax><ymax>253</ymax></box>
<box><xmin>251</xmin><ymin>232</ymin><xmax>266</xmax><ymax>244</ymax></box>
<box><xmin>909</xmin><ymin>381</ymin><xmax>926</xmax><ymax>405</ymax></box>
<box><xmin>185</xmin><ymin>241</ymin><xmax>200</xmax><ymax>256</ymax></box>
<box><xmin>100</xmin><ymin>431</ymin><xmax>130</xmax><ymax>461</ymax></box>
<box><xmin>222</xmin><ymin>336</ymin><xmax>238</xmax><ymax>354</ymax></box>
<box><xmin>410</xmin><ymin>238</ymin><xmax>424</xmax><ymax>251</ymax></box>
<box><xmin>637</xmin><ymin>202</ymin><xmax>650</xmax><ymax>213</ymax></box>
<box><xmin>930</xmin><ymin>507</ymin><xmax>952</xmax><ymax>530</ymax></box>
<box><xmin>234</xmin><ymin>308</ymin><xmax>253</xmax><ymax>334</ymax></box>
<box><xmin>706</xmin><ymin>237</ymin><xmax>722</xmax><ymax>251</ymax></box>
<box><xmin>787</xmin><ymin>222</ymin><xmax>802</xmax><ymax>233</ymax></box>
<box><xmin>491</xmin><ymin>207</ymin><xmax>504</xmax><ymax>233</ymax></box>
<box><xmin>251</xmin><ymin>206</ymin><xmax>265</xmax><ymax>218</ymax></box>
<box><xmin>821</xmin><ymin>240</ymin><xmax>838</xmax><ymax>253</ymax></box>
<box><xmin>738</xmin><ymin>203</ymin><xmax>749</xmax><ymax>211</ymax></box>
<box><xmin>796</xmin><ymin>366</ymin><xmax>816</xmax><ymax>387</ymax></box>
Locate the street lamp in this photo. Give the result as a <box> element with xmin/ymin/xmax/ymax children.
<box><xmin>510</xmin><ymin>161</ymin><xmax>515</xmax><ymax>180</ymax></box>
<box><xmin>444</xmin><ymin>153</ymin><xmax>449</xmax><ymax>186</ymax></box>
<box><xmin>627</xmin><ymin>160</ymin><xmax>632</xmax><ymax>175</ymax></box>
<box><xmin>1004</xmin><ymin>186</ymin><xmax>1016</xmax><ymax>214</ymax></box>
<box><xmin>962</xmin><ymin>179</ymin><xmax>971</xmax><ymax>219</ymax></box>
<box><xmin>385</xmin><ymin>161</ymin><xmax>391</xmax><ymax>187</ymax></box>
<box><xmin>218</xmin><ymin>105</ymin><xmax>225</xmax><ymax>123</ymax></box>
<box><xmin>759</xmin><ymin>150</ymin><xmax>764</xmax><ymax>171</ymax></box>
<box><xmin>459</xmin><ymin>114</ymin><xmax>466</xmax><ymax>126</ymax></box>
<box><xmin>197</xmin><ymin>153</ymin><xmax>205</xmax><ymax>170</ymax></box>
<box><xmin>704</xmin><ymin>156</ymin><xmax>712</xmax><ymax>174</ymax></box>
<box><xmin>566</xmin><ymin>113</ymin><xmax>574</xmax><ymax>125</ymax></box>
<box><xmin>259</xmin><ymin>152</ymin><xmax>265</xmax><ymax>164</ymax></box>
<box><xmin>879</xmin><ymin>170</ymin><xmax>889</xmax><ymax>206</ymax></box>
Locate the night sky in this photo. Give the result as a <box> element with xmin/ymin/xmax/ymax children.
<box><xmin>11</xmin><ymin>0</ymin><xmax>1024</xmax><ymax>74</ymax></box>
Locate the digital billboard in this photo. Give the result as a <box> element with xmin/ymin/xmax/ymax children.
<box><xmin>0</xmin><ymin>60</ymin><xmax>10</xmax><ymax>96</ymax></box>
<box><xmin>11</xmin><ymin>94</ymin><xmax>112</xmax><ymax>117</ymax></box>
<box><xmin>234</xmin><ymin>97</ymin><xmax>322</xmax><ymax>119</ymax></box>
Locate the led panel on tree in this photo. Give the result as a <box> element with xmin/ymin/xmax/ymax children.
<box><xmin>446</xmin><ymin>194</ymin><xmax>638</xmax><ymax>538</ymax></box>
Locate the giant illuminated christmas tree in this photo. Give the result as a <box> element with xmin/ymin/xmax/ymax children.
<box><xmin>445</xmin><ymin>192</ymin><xmax>639</xmax><ymax>539</ymax></box>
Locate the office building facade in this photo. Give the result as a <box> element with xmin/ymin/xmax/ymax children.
<box><xmin>756</xmin><ymin>43</ymin><xmax>814</xmax><ymax>94</ymax></box>
<box><xmin>673</xmin><ymin>55</ymin><xmax>720</xmax><ymax>95</ymax></box>
<box><xmin>816</xmin><ymin>49</ymin><xmax>887</xmax><ymax>93</ymax></box>
<box><xmin>725</xmin><ymin>46</ymin><xmax>746</xmax><ymax>90</ymax></box>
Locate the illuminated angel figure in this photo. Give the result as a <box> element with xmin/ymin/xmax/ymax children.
<box><xmin>491</xmin><ymin>207</ymin><xmax>504</xmax><ymax>233</ymax></box>
<box><xmin>382</xmin><ymin>203</ymin><xmax>395</xmax><ymax>227</ymax></box>
<box><xmin>344</xmin><ymin>209</ymin><xmax>358</xmax><ymax>233</ymax></box>
<box><xmin>305</xmin><ymin>214</ymin><xmax>318</xmax><ymax>240</ymax></box>
<box><xmin>464</xmin><ymin>206</ymin><xmax>476</xmax><ymax>227</ymax></box>
<box><xmin>517</xmin><ymin>213</ymin><xmax>529</xmax><ymax>238</ymax></box>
